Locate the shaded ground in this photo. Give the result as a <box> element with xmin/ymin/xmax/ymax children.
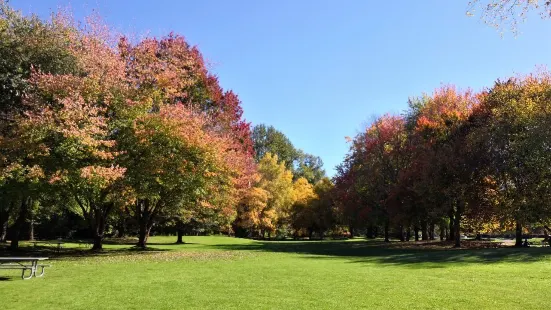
<box><xmin>2</xmin><ymin>237</ymin><xmax>549</xmax><ymax>265</ymax></box>
<box><xmin>207</xmin><ymin>238</ymin><xmax>551</xmax><ymax>266</ymax></box>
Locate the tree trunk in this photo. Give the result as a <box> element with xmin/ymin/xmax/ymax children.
<box><xmin>429</xmin><ymin>223</ymin><xmax>435</xmax><ymax>240</ymax></box>
<box><xmin>136</xmin><ymin>199</ymin><xmax>156</xmax><ymax>248</ymax></box>
<box><xmin>384</xmin><ymin>221</ymin><xmax>390</xmax><ymax>242</ymax></box>
<box><xmin>399</xmin><ymin>225</ymin><xmax>405</xmax><ymax>242</ymax></box>
<box><xmin>0</xmin><ymin>214</ymin><xmax>8</xmax><ymax>243</ymax></box>
<box><xmin>406</xmin><ymin>227</ymin><xmax>411</xmax><ymax>241</ymax></box>
<box><xmin>176</xmin><ymin>228</ymin><xmax>184</xmax><ymax>244</ymax></box>
<box><xmin>115</xmin><ymin>215</ymin><xmax>127</xmax><ymax>238</ymax></box>
<box><xmin>366</xmin><ymin>225</ymin><xmax>376</xmax><ymax>239</ymax></box>
<box><xmin>448</xmin><ymin>211</ymin><xmax>455</xmax><ymax>241</ymax></box>
<box><xmin>0</xmin><ymin>201</ymin><xmax>11</xmax><ymax>243</ymax></box>
<box><xmin>414</xmin><ymin>226</ymin><xmax>420</xmax><ymax>241</ymax></box>
<box><xmin>10</xmin><ymin>197</ymin><xmax>31</xmax><ymax>251</ymax></box>
<box><xmin>439</xmin><ymin>223</ymin><xmax>446</xmax><ymax>241</ymax></box>
<box><xmin>137</xmin><ymin>223</ymin><xmax>151</xmax><ymax>248</ymax></box>
<box><xmin>454</xmin><ymin>204</ymin><xmax>462</xmax><ymax>248</ymax></box>
<box><xmin>349</xmin><ymin>224</ymin><xmax>354</xmax><ymax>238</ymax></box>
<box><xmin>515</xmin><ymin>221</ymin><xmax>523</xmax><ymax>247</ymax></box>
<box><xmin>29</xmin><ymin>217</ymin><xmax>34</xmax><ymax>242</ymax></box>
<box><xmin>91</xmin><ymin>204</ymin><xmax>111</xmax><ymax>251</ymax></box>
<box><xmin>421</xmin><ymin>221</ymin><xmax>428</xmax><ymax>241</ymax></box>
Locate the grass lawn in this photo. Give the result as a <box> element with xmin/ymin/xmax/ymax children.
<box><xmin>1</xmin><ymin>236</ymin><xmax>550</xmax><ymax>309</ymax></box>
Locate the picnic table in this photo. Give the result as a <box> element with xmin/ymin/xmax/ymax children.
<box><xmin>0</xmin><ymin>257</ymin><xmax>50</xmax><ymax>280</ymax></box>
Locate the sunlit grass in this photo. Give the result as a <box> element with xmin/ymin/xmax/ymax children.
<box><xmin>1</xmin><ymin>236</ymin><xmax>550</xmax><ymax>309</ymax></box>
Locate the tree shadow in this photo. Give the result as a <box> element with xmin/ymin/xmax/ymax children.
<box><xmin>145</xmin><ymin>242</ymin><xmax>198</xmax><ymax>246</ymax></box>
<box><xmin>209</xmin><ymin>239</ymin><xmax>551</xmax><ymax>267</ymax></box>
<box><xmin>0</xmin><ymin>243</ymin><xmax>171</xmax><ymax>261</ymax></box>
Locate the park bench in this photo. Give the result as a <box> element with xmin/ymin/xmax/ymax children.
<box><xmin>0</xmin><ymin>257</ymin><xmax>50</xmax><ymax>279</ymax></box>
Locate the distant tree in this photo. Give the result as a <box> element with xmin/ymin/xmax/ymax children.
<box><xmin>291</xmin><ymin>177</ymin><xmax>336</xmax><ymax>239</ymax></box>
<box><xmin>294</xmin><ymin>150</ymin><xmax>326</xmax><ymax>184</ymax></box>
<box><xmin>254</xmin><ymin>153</ymin><xmax>294</xmax><ymax>238</ymax></box>
<box><xmin>236</xmin><ymin>181</ymin><xmax>269</xmax><ymax>237</ymax></box>
<box><xmin>252</xmin><ymin>124</ymin><xmax>298</xmax><ymax>170</ymax></box>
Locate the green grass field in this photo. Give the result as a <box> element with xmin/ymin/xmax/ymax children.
<box><xmin>1</xmin><ymin>236</ymin><xmax>550</xmax><ymax>309</ymax></box>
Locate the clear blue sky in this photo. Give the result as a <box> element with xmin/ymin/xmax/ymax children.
<box><xmin>10</xmin><ymin>0</ymin><xmax>551</xmax><ymax>176</ymax></box>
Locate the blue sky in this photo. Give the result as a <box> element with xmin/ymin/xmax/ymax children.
<box><xmin>10</xmin><ymin>0</ymin><xmax>551</xmax><ymax>176</ymax></box>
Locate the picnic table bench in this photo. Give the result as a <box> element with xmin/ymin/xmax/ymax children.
<box><xmin>0</xmin><ymin>257</ymin><xmax>50</xmax><ymax>280</ymax></box>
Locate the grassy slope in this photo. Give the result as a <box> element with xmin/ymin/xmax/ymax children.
<box><xmin>1</xmin><ymin>236</ymin><xmax>550</xmax><ymax>310</ymax></box>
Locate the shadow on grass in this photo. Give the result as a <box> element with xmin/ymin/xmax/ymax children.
<box><xmin>209</xmin><ymin>239</ymin><xmax>551</xmax><ymax>267</ymax></box>
<box><xmin>146</xmin><ymin>242</ymin><xmax>198</xmax><ymax>246</ymax></box>
<box><xmin>2</xmin><ymin>238</ymin><xmax>550</xmax><ymax>267</ymax></box>
<box><xmin>0</xmin><ymin>244</ymin><xmax>170</xmax><ymax>261</ymax></box>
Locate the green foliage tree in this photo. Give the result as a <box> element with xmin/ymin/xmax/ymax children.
<box><xmin>252</xmin><ymin>124</ymin><xmax>298</xmax><ymax>170</ymax></box>
<box><xmin>294</xmin><ymin>150</ymin><xmax>326</xmax><ymax>185</ymax></box>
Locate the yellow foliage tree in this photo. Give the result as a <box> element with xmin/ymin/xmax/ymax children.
<box><xmin>255</xmin><ymin>153</ymin><xmax>294</xmax><ymax>237</ymax></box>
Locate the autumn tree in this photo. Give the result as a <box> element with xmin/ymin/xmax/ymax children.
<box><xmin>236</xmin><ymin>181</ymin><xmax>269</xmax><ymax>237</ymax></box>
<box><xmin>119</xmin><ymin>103</ymin><xmax>251</xmax><ymax>248</ymax></box>
<box><xmin>119</xmin><ymin>34</ymin><xmax>254</xmax><ymax>247</ymax></box>
<box><xmin>402</xmin><ymin>86</ymin><xmax>480</xmax><ymax>246</ymax></box>
<box><xmin>348</xmin><ymin>115</ymin><xmax>407</xmax><ymax>242</ymax></box>
<box><xmin>291</xmin><ymin>177</ymin><xmax>335</xmax><ymax>239</ymax></box>
<box><xmin>290</xmin><ymin>177</ymin><xmax>317</xmax><ymax>238</ymax></box>
<box><xmin>1</xmin><ymin>2</ymin><xmax>256</xmax><ymax>249</ymax></box>
<box><xmin>470</xmin><ymin>74</ymin><xmax>551</xmax><ymax>246</ymax></box>
<box><xmin>0</xmin><ymin>4</ymin><xmax>79</xmax><ymax>249</ymax></box>
<box><xmin>246</xmin><ymin>153</ymin><xmax>295</xmax><ymax>238</ymax></box>
<box><xmin>6</xmin><ymin>13</ymin><xmax>132</xmax><ymax>250</ymax></box>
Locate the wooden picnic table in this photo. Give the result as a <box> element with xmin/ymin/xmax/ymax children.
<box><xmin>0</xmin><ymin>257</ymin><xmax>50</xmax><ymax>279</ymax></box>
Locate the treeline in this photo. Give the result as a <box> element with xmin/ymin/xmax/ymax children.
<box><xmin>334</xmin><ymin>76</ymin><xmax>551</xmax><ymax>247</ymax></box>
<box><xmin>0</xmin><ymin>4</ymin><xmax>334</xmax><ymax>250</ymax></box>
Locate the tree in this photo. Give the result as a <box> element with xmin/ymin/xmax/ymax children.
<box><xmin>467</xmin><ymin>0</ymin><xmax>551</xmax><ymax>33</ymax></box>
<box><xmin>252</xmin><ymin>153</ymin><xmax>295</xmax><ymax>238</ymax></box>
<box><xmin>0</xmin><ymin>2</ymin><xmax>77</xmax><ymax>118</ymax></box>
<box><xmin>0</xmin><ymin>3</ymin><xmax>256</xmax><ymax>250</ymax></box>
<box><xmin>402</xmin><ymin>86</ymin><xmax>480</xmax><ymax>247</ymax></box>
<box><xmin>10</xmin><ymin>15</ymin><xmax>129</xmax><ymax>250</ymax></box>
<box><xmin>291</xmin><ymin>177</ymin><xmax>336</xmax><ymax>239</ymax></box>
<box><xmin>119</xmin><ymin>34</ymin><xmax>255</xmax><ymax>246</ymax></box>
<box><xmin>0</xmin><ymin>2</ymin><xmax>78</xmax><ymax>249</ymax></box>
<box><xmin>236</xmin><ymin>180</ymin><xmax>269</xmax><ymax>237</ymax></box>
<box><xmin>119</xmin><ymin>104</ymin><xmax>249</xmax><ymax>248</ymax></box>
<box><xmin>294</xmin><ymin>150</ymin><xmax>326</xmax><ymax>184</ymax></box>
<box><xmin>252</xmin><ymin>124</ymin><xmax>298</xmax><ymax>170</ymax></box>
<box><xmin>343</xmin><ymin>114</ymin><xmax>407</xmax><ymax>242</ymax></box>
<box><xmin>470</xmin><ymin>74</ymin><xmax>551</xmax><ymax>246</ymax></box>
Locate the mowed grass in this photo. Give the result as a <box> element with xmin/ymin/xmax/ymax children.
<box><xmin>1</xmin><ymin>236</ymin><xmax>551</xmax><ymax>310</ymax></box>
